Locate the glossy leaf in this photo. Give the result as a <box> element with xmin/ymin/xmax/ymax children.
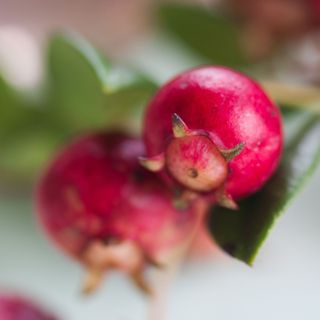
<box><xmin>208</xmin><ymin>114</ymin><xmax>320</xmax><ymax>265</ymax></box>
<box><xmin>48</xmin><ymin>32</ymin><xmax>157</xmax><ymax>132</ymax></box>
<box><xmin>159</xmin><ymin>4</ymin><xmax>248</xmax><ymax>68</ymax></box>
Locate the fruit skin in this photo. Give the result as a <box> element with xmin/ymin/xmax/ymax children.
<box><xmin>36</xmin><ymin>132</ymin><xmax>203</xmax><ymax>293</ymax></box>
<box><xmin>0</xmin><ymin>294</ymin><xmax>57</xmax><ymax>320</ymax></box>
<box><xmin>142</xmin><ymin>66</ymin><xmax>283</xmax><ymax>203</ymax></box>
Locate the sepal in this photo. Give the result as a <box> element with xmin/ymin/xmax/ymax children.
<box><xmin>139</xmin><ymin>154</ymin><xmax>165</xmax><ymax>172</ymax></box>
<box><xmin>172</xmin><ymin>113</ymin><xmax>190</xmax><ymax>138</ymax></box>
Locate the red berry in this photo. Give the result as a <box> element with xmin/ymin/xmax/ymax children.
<box><xmin>36</xmin><ymin>132</ymin><xmax>204</xmax><ymax>294</ymax></box>
<box><xmin>312</xmin><ymin>0</ymin><xmax>320</xmax><ymax>18</ymax></box>
<box><xmin>0</xmin><ymin>294</ymin><xmax>57</xmax><ymax>320</ymax></box>
<box><xmin>141</xmin><ymin>67</ymin><xmax>283</xmax><ymax>208</ymax></box>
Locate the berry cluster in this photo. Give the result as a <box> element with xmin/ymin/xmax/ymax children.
<box><xmin>36</xmin><ymin>66</ymin><xmax>283</xmax><ymax>294</ymax></box>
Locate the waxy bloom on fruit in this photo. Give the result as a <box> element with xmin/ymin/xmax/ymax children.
<box><xmin>0</xmin><ymin>294</ymin><xmax>57</xmax><ymax>320</ymax></box>
<box><xmin>36</xmin><ymin>132</ymin><xmax>204</xmax><ymax>294</ymax></box>
<box><xmin>141</xmin><ymin>66</ymin><xmax>283</xmax><ymax>209</ymax></box>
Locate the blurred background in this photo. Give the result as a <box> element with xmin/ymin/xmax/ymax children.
<box><xmin>0</xmin><ymin>0</ymin><xmax>320</xmax><ymax>319</ymax></box>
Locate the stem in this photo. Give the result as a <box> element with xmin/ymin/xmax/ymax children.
<box><xmin>147</xmin><ymin>257</ymin><xmax>181</xmax><ymax>320</ymax></box>
<box><xmin>147</xmin><ymin>200</ymin><xmax>208</xmax><ymax>320</ymax></box>
<box><xmin>82</xmin><ymin>267</ymin><xmax>104</xmax><ymax>295</ymax></box>
<box><xmin>261</xmin><ymin>81</ymin><xmax>320</xmax><ymax>113</ymax></box>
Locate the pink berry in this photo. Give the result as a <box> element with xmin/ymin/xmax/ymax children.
<box><xmin>0</xmin><ymin>294</ymin><xmax>57</xmax><ymax>320</ymax></box>
<box><xmin>36</xmin><ymin>132</ymin><xmax>204</xmax><ymax>294</ymax></box>
<box><xmin>141</xmin><ymin>67</ymin><xmax>283</xmax><ymax>208</ymax></box>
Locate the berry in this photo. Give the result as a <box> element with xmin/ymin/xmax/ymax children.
<box><xmin>0</xmin><ymin>294</ymin><xmax>57</xmax><ymax>320</ymax></box>
<box><xmin>36</xmin><ymin>132</ymin><xmax>204</xmax><ymax>294</ymax></box>
<box><xmin>141</xmin><ymin>67</ymin><xmax>283</xmax><ymax>208</ymax></box>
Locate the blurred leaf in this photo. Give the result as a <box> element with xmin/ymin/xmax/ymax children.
<box><xmin>280</xmin><ymin>105</ymin><xmax>305</xmax><ymax>118</ymax></box>
<box><xmin>160</xmin><ymin>4</ymin><xmax>248</xmax><ymax>68</ymax></box>
<box><xmin>0</xmin><ymin>75</ymin><xmax>32</xmax><ymax>141</ymax></box>
<box><xmin>48</xmin><ymin>32</ymin><xmax>157</xmax><ymax>133</ymax></box>
<box><xmin>0</xmin><ymin>128</ymin><xmax>62</xmax><ymax>182</ymax></box>
<box><xmin>0</xmin><ymin>73</ymin><xmax>61</xmax><ymax>182</ymax></box>
<box><xmin>0</xmin><ymin>32</ymin><xmax>158</xmax><ymax>186</ymax></box>
<box><xmin>208</xmin><ymin>114</ymin><xmax>320</xmax><ymax>265</ymax></box>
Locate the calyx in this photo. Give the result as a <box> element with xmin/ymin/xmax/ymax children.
<box><xmin>140</xmin><ymin>113</ymin><xmax>244</xmax><ymax>209</ymax></box>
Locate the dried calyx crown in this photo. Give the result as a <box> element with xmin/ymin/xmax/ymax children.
<box><xmin>82</xmin><ymin>239</ymin><xmax>161</xmax><ymax>296</ymax></box>
<box><xmin>140</xmin><ymin>113</ymin><xmax>244</xmax><ymax>210</ymax></box>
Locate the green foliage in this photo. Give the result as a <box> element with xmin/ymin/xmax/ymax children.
<box><xmin>159</xmin><ymin>4</ymin><xmax>248</xmax><ymax>68</ymax></box>
<box><xmin>0</xmin><ymin>129</ymin><xmax>61</xmax><ymax>182</ymax></box>
<box><xmin>0</xmin><ymin>32</ymin><xmax>158</xmax><ymax>184</ymax></box>
<box><xmin>0</xmin><ymin>74</ymin><xmax>56</xmax><ymax>182</ymax></box>
<box><xmin>208</xmin><ymin>113</ymin><xmax>320</xmax><ymax>265</ymax></box>
<box><xmin>48</xmin><ymin>32</ymin><xmax>157</xmax><ymax>133</ymax></box>
<box><xmin>0</xmin><ymin>75</ymin><xmax>32</xmax><ymax>141</ymax></box>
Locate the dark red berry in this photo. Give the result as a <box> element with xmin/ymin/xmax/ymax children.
<box><xmin>36</xmin><ymin>132</ymin><xmax>204</xmax><ymax>294</ymax></box>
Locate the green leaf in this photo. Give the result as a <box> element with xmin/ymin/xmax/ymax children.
<box><xmin>159</xmin><ymin>4</ymin><xmax>248</xmax><ymax>68</ymax></box>
<box><xmin>0</xmin><ymin>75</ymin><xmax>33</xmax><ymax>141</ymax></box>
<box><xmin>48</xmin><ymin>32</ymin><xmax>157</xmax><ymax>133</ymax></box>
<box><xmin>208</xmin><ymin>114</ymin><xmax>320</xmax><ymax>265</ymax></box>
<box><xmin>0</xmin><ymin>128</ymin><xmax>62</xmax><ymax>184</ymax></box>
<box><xmin>0</xmin><ymin>32</ymin><xmax>157</xmax><ymax>186</ymax></box>
<box><xmin>0</xmin><ymin>72</ymin><xmax>62</xmax><ymax>185</ymax></box>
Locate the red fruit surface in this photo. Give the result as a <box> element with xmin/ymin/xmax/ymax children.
<box><xmin>36</xmin><ymin>132</ymin><xmax>203</xmax><ymax>293</ymax></box>
<box><xmin>143</xmin><ymin>66</ymin><xmax>283</xmax><ymax>201</ymax></box>
<box><xmin>0</xmin><ymin>294</ymin><xmax>57</xmax><ymax>320</ymax></box>
<box><xmin>312</xmin><ymin>0</ymin><xmax>320</xmax><ymax>18</ymax></box>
